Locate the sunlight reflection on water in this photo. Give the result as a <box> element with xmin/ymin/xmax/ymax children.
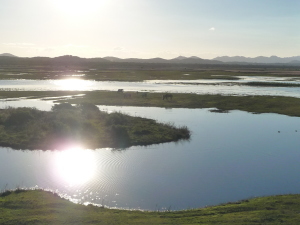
<box><xmin>1</xmin><ymin>78</ymin><xmax>300</xmax><ymax>98</ymax></box>
<box><xmin>50</xmin><ymin>79</ymin><xmax>95</xmax><ymax>91</ymax></box>
<box><xmin>53</xmin><ymin>147</ymin><xmax>97</xmax><ymax>186</ymax></box>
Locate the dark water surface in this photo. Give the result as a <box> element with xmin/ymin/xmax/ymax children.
<box><xmin>1</xmin><ymin>100</ymin><xmax>300</xmax><ymax>210</ymax></box>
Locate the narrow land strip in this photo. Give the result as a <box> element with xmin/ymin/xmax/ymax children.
<box><xmin>1</xmin><ymin>67</ymin><xmax>300</xmax><ymax>81</ymax></box>
<box><xmin>61</xmin><ymin>91</ymin><xmax>300</xmax><ymax>117</ymax></box>
<box><xmin>1</xmin><ymin>91</ymin><xmax>300</xmax><ymax>117</ymax></box>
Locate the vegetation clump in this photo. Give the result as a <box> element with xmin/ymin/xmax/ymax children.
<box><xmin>0</xmin><ymin>103</ymin><xmax>190</xmax><ymax>150</ymax></box>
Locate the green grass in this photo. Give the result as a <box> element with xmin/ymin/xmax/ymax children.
<box><xmin>58</xmin><ymin>91</ymin><xmax>300</xmax><ymax>117</ymax></box>
<box><xmin>1</xmin><ymin>190</ymin><xmax>300</xmax><ymax>224</ymax></box>
<box><xmin>2</xmin><ymin>90</ymin><xmax>300</xmax><ymax>117</ymax></box>
<box><xmin>0</xmin><ymin>102</ymin><xmax>190</xmax><ymax>150</ymax></box>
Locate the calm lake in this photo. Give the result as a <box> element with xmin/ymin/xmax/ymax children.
<box><xmin>1</xmin><ymin>99</ymin><xmax>300</xmax><ymax>210</ymax></box>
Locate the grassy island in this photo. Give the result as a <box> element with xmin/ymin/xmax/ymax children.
<box><xmin>58</xmin><ymin>91</ymin><xmax>300</xmax><ymax>117</ymax></box>
<box><xmin>0</xmin><ymin>103</ymin><xmax>190</xmax><ymax>150</ymax></box>
<box><xmin>1</xmin><ymin>189</ymin><xmax>300</xmax><ymax>224</ymax></box>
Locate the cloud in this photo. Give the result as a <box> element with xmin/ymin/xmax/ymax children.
<box><xmin>2</xmin><ymin>43</ymin><xmax>35</xmax><ymax>47</ymax></box>
<box><xmin>42</xmin><ymin>48</ymin><xmax>56</xmax><ymax>52</ymax></box>
<box><xmin>209</xmin><ymin>27</ymin><xmax>215</xmax><ymax>31</ymax></box>
<box><xmin>63</xmin><ymin>44</ymin><xmax>88</xmax><ymax>48</ymax></box>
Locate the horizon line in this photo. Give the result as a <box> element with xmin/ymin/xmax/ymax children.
<box><xmin>1</xmin><ymin>53</ymin><xmax>300</xmax><ymax>60</ymax></box>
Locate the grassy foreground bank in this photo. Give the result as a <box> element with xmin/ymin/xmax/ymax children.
<box><xmin>0</xmin><ymin>103</ymin><xmax>190</xmax><ymax>150</ymax></box>
<box><xmin>1</xmin><ymin>190</ymin><xmax>300</xmax><ymax>224</ymax></box>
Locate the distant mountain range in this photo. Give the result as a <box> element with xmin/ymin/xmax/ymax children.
<box><xmin>213</xmin><ymin>55</ymin><xmax>300</xmax><ymax>64</ymax></box>
<box><xmin>1</xmin><ymin>53</ymin><xmax>300</xmax><ymax>65</ymax></box>
<box><xmin>103</xmin><ymin>55</ymin><xmax>221</xmax><ymax>64</ymax></box>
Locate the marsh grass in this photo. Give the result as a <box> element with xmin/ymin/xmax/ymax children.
<box><xmin>1</xmin><ymin>64</ymin><xmax>299</xmax><ymax>81</ymax></box>
<box><xmin>61</xmin><ymin>91</ymin><xmax>300</xmax><ymax>117</ymax></box>
<box><xmin>2</xmin><ymin>90</ymin><xmax>300</xmax><ymax>117</ymax></box>
<box><xmin>0</xmin><ymin>188</ymin><xmax>26</xmax><ymax>197</ymax></box>
<box><xmin>0</xmin><ymin>67</ymin><xmax>242</xmax><ymax>81</ymax></box>
<box><xmin>0</xmin><ymin>103</ymin><xmax>190</xmax><ymax>150</ymax></box>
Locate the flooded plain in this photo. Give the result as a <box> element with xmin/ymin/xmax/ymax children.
<box><xmin>1</xmin><ymin>99</ymin><xmax>300</xmax><ymax>210</ymax></box>
<box><xmin>1</xmin><ymin>78</ymin><xmax>300</xmax><ymax>97</ymax></box>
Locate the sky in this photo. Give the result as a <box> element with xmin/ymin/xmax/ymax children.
<box><xmin>0</xmin><ymin>0</ymin><xmax>299</xmax><ymax>59</ymax></box>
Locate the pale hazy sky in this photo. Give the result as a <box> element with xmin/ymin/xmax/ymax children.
<box><xmin>0</xmin><ymin>0</ymin><xmax>299</xmax><ymax>59</ymax></box>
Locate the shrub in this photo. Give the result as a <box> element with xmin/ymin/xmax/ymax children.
<box><xmin>51</xmin><ymin>102</ymin><xmax>74</xmax><ymax>111</ymax></box>
<box><xmin>109</xmin><ymin>125</ymin><xmax>130</xmax><ymax>148</ymax></box>
<box><xmin>105</xmin><ymin>112</ymin><xmax>127</xmax><ymax>126</ymax></box>
<box><xmin>4</xmin><ymin>108</ymin><xmax>35</xmax><ymax>126</ymax></box>
<box><xmin>77</xmin><ymin>102</ymin><xmax>99</xmax><ymax>112</ymax></box>
<box><xmin>52</xmin><ymin>121</ymin><xmax>71</xmax><ymax>136</ymax></box>
<box><xmin>77</xmin><ymin>103</ymin><xmax>101</xmax><ymax>119</ymax></box>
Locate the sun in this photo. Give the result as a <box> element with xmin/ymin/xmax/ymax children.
<box><xmin>51</xmin><ymin>0</ymin><xmax>103</xmax><ymax>16</ymax></box>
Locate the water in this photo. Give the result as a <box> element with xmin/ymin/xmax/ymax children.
<box><xmin>1</xmin><ymin>99</ymin><xmax>300</xmax><ymax>210</ymax></box>
<box><xmin>2</xmin><ymin>78</ymin><xmax>300</xmax><ymax>97</ymax></box>
<box><xmin>147</xmin><ymin>76</ymin><xmax>300</xmax><ymax>84</ymax></box>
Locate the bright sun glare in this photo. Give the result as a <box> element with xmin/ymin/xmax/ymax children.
<box><xmin>53</xmin><ymin>79</ymin><xmax>93</xmax><ymax>91</ymax></box>
<box><xmin>52</xmin><ymin>0</ymin><xmax>103</xmax><ymax>15</ymax></box>
<box><xmin>54</xmin><ymin>148</ymin><xmax>97</xmax><ymax>185</ymax></box>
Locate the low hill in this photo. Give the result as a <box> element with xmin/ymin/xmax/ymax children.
<box><xmin>0</xmin><ymin>53</ymin><xmax>17</xmax><ymax>57</ymax></box>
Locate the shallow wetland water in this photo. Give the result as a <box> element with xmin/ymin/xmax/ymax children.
<box><xmin>2</xmin><ymin>78</ymin><xmax>300</xmax><ymax>97</ymax></box>
<box><xmin>1</xmin><ymin>99</ymin><xmax>300</xmax><ymax>210</ymax></box>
